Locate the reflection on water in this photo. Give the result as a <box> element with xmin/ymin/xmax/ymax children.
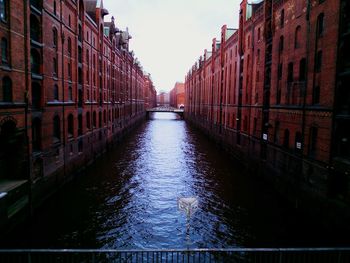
<box><xmin>1</xmin><ymin>113</ymin><xmax>345</xmax><ymax>249</ymax></box>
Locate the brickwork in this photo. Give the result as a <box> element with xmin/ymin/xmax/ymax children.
<box><xmin>185</xmin><ymin>0</ymin><xmax>350</xmax><ymax>220</ymax></box>
<box><xmin>0</xmin><ymin>0</ymin><xmax>154</xmax><ymax>208</ymax></box>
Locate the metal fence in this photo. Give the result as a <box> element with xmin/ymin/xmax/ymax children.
<box><xmin>0</xmin><ymin>248</ymin><xmax>349</xmax><ymax>263</ymax></box>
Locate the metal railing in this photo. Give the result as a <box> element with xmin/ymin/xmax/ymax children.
<box><xmin>0</xmin><ymin>248</ymin><xmax>349</xmax><ymax>263</ymax></box>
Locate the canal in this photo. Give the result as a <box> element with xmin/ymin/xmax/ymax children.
<box><xmin>1</xmin><ymin>113</ymin><xmax>346</xmax><ymax>249</ymax></box>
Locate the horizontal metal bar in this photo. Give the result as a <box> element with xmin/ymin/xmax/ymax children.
<box><xmin>0</xmin><ymin>248</ymin><xmax>349</xmax><ymax>253</ymax></box>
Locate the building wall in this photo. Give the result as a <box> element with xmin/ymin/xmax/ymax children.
<box><xmin>185</xmin><ymin>0</ymin><xmax>350</xmax><ymax>228</ymax></box>
<box><xmin>0</xmin><ymin>0</ymin><xmax>152</xmax><ymax>227</ymax></box>
<box><xmin>169</xmin><ymin>82</ymin><xmax>184</xmax><ymax>108</ymax></box>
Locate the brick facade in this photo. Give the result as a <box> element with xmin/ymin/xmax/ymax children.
<box><xmin>0</xmin><ymin>0</ymin><xmax>154</xmax><ymax>225</ymax></box>
<box><xmin>185</xmin><ymin>0</ymin><xmax>350</xmax><ymax>226</ymax></box>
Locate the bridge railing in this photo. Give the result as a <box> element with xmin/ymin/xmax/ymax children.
<box><xmin>0</xmin><ymin>248</ymin><xmax>349</xmax><ymax>263</ymax></box>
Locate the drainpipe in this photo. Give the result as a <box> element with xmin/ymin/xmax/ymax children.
<box><xmin>23</xmin><ymin>0</ymin><xmax>32</xmax><ymax>216</ymax></box>
<box><xmin>60</xmin><ymin>1</ymin><xmax>66</xmax><ymax>182</ymax></box>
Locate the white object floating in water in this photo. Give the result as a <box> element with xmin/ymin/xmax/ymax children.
<box><xmin>178</xmin><ymin>197</ymin><xmax>198</xmax><ymax>217</ymax></box>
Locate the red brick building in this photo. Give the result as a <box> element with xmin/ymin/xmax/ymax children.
<box><xmin>185</xmin><ymin>0</ymin><xmax>350</xmax><ymax>226</ymax></box>
<box><xmin>143</xmin><ymin>74</ymin><xmax>157</xmax><ymax>110</ymax></box>
<box><xmin>169</xmin><ymin>82</ymin><xmax>185</xmax><ymax>109</ymax></box>
<box><xmin>0</xmin><ymin>0</ymin><xmax>154</xmax><ymax>226</ymax></box>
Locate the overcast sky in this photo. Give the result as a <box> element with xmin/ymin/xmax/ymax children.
<box><xmin>103</xmin><ymin>0</ymin><xmax>241</xmax><ymax>92</ymax></box>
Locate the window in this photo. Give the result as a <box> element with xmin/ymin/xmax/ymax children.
<box><xmin>93</xmin><ymin>111</ymin><xmax>96</xmax><ymax>128</ymax></box>
<box><xmin>78</xmin><ymin>114</ymin><xmax>82</xmax><ymax>135</ymax></box>
<box><xmin>279</xmin><ymin>35</ymin><xmax>284</xmax><ymax>53</ymax></box>
<box><xmin>2</xmin><ymin>76</ymin><xmax>12</xmax><ymax>102</ymax></box>
<box><xmin>32</xmin><ymin>82</ymin><xmax>41</xmax><ymax>109</ymax></box>
<box><xmin>316</xmin><ymin>13</ymin><xmax>324</xmax><ymax>38</ymax></box>
<box><xmin>78</xmin><ymin>46</ymin><xmax>82</xmax><ymax>63</ymax></box>
<box><xmin>287</xmin><ymin>62</ymin><xmax>294</xmax><ymax>82</ymax></box>
<box><xmin>31</xmin><ymin>49</ymin><xmax>41</xmax><ymax>74</ymax></box>
<box><xmin>278</xmin><ymin>63</ymin><xmax>283</xmax><ymax>80</ymax></box>
<box><xmin>299</xmin><ymin>58</ymin><xmax>306</xmax><ymax>81</ymax></box>
<box><xmin>295</xmin><ymin>26</ymin><xmax>301</xmax><ymax>49</ymax></box>
<box><xmin>54</xmin><ymin>84</ymin><xmax>59</xmax><ymax>100</ymax></box>
<box><xmin>257</xmin><ymin>27</ymin><xmax>261</xmax><ymax>41</ymax></box>
<box><xmin>308</xmin><ymin>127</ymin><xmax>318</xmax><ymax>157</ymax></box>
<box><xmin>53</xmin><ymin>1</ymin><xmax>57</xmax><ymax>16</ymax></box>
<box><xmin>68</xmin><ymin>15</ymin><xmax>71</xmax><ymax>27</ymax></box>
<box><xmin>32</xmin><ymin>118</ymin><xmax>41</xmax><ymax>151</ymax></box>
<box><xmin>86</xmin><ymin>112</ymin><xmax>91</xmax><ymax>130</ymax></box>
<box><xmin>1</xmin><ymin>37</ymin><xmax>8</xmax><ymax>64</ymax></box>
<box><xmin>257</xmin><ymin>49</ymin><xmax>260</xmax><ymax>64</ymax></box>
<box><xmin>68</xmin><ymin>62</ymin><xmax>72</xmax><ymax>79</ymax></box>
<box><xmin>68</xmin><ymin>86</ymin><xmax>72</xmax><ymax>100</ymax></box>
<box><xmin>53</xmin><ymin>28</ymin><xmax>58</xmax><ymax>49</ymax></box>
<box><xmin>67</xmin><ymin>37</ymin><xmax>72</xmax><ymax>57</ymax></box>
<box><xmin>30</xmin><ymin>15</ymin><xmax>41</xmax><ymax>42</ymax></box>
<box><xmin>53</xmin><ymin>115</ymin><xmax>61</xmax><ymax>142</ymax></box>
<box><xmin>68</xmin><ymin>114</ymin><xmax>74</xmax><ymax>137</ymax></box>
<box><xmin>315</xmin><ymin>50</ymin><xmax>322</xmax><ymax>72</ymax></box>
<box><xmin>0</xmin><ymin>0</ymin><xmax>8</xmax><ymax>22</ymax></box>
<box><xmin>283</xmin><ymin>129</ymin><xmax>290</xmax><ymax>148</ymax></box>
<box><xmin>280</xmin><ymin>9</ymin><xmax>285</xmax><ymax>28</ymax></box>
<box><xmin>53</xmin><ymin>57</ymin><xmax>58</xmax><ymax>75</ymax></box>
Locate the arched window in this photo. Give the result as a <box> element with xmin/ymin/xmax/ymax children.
<box><xmin>280</xmin><ymin>9</ymin><xmax>285</xmax><ymax>28</ymax></box>
<box><xmin>86</xmin><ymin>111</ymin><xmax>91</xmax><ymax>129</ymax></box>
<box><xmin>93</xmin><ymin>111</ymin><xmax>96</xmax><ymax>128</ymax></box>
<box><xmin>279</xmin><ymin>35</ymin><xmax>284</xmax><ymax>53</ymax></box>
<box><xmin>295</xmin><ymin>26</ymin><xmax>301</xmax><ymax>49</ymax></box>
<box><xmin>316</xmin><ymin>13</ymin><xmax>324</xmax><ymax>38</ymax></box>
<box><xmin>2</xmin><ymin>76</ymin><xmax>12</xmax><ymax>102</ymax></box>
<box><xmin>30</xmin><ymin>49</ymin><xmax>41</xmax><ymax>74</ymax></box>
<box><xmin>299</xmin><ymin>58</ymin><xmax>306</xmax><ymax>81</ymax></box>
<box><xmin>283</xmin><ymin>129</ymin><xmax>290</xmax><ymax>148</ymax></box>
<box><xmin>32</xmin><ymin>82</ymin><xmax>41</xmax><ymax>109</ymax></box>
<box><xmin>53</xmin><ymin>57</ymin><xmax>58</xmax><ymax>75</ymax></box>
<box><xmin>53</xmin><ymin>115</ymin><xmax>61</xmax><ymax>142</ymax></box>
<box><xmin>32</xmin><ymin>118</ymin><xmax>42</xmax><ymax>151</ymax></box>
<box><xmin>0</xmin><ymin>0</ymin><xmax>8</xmax><ymax>22</ymax></box>
<box><xmin>54</xmin><ymin>84</ymin><xmax>59</xmax><ymax>100</ymax></box>
<box><xmin>68</xmin><ymin>114</ymin><xmax>74</xmax><ymax>137</ymax></box>
<box><xmin>53</xmin><ymin>27</ymin><xmax>58</xmax><ymax>49</ymax></box>
<box><xmin>1</xmin><ymin>37</ymin><xmax>8</xmax><ymax>64</ymax></box>
<box><xmin>78</xmin><ymin>114</ymin><xmax>82</xmax><ymax>135</ymax></box>
<box><xmin>68</xmin><ymin>15</ymin><xmax>71</xmax><ymax>27</ymax></box>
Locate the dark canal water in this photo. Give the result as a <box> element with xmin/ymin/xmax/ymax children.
<box><xmin>1</xmin><ymin>113</ymin><xmax>346</xmax><ymax>249</ymax></box>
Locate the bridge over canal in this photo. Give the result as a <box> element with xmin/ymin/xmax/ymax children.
<box><xmin>146</xmin><ymin>107</ymin><xmax>184</xmax><ymax>119</ymax></box>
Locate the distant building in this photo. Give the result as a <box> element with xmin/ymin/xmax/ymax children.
<box><xmin>170</xmin><ymin>82</ymin><xmax>185</xmax><ymax>109</ymax></box>
<box><xmin>157</xmin><ymin>91</ymin><xmax>170</xmax><ymax>107</ymax></box>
